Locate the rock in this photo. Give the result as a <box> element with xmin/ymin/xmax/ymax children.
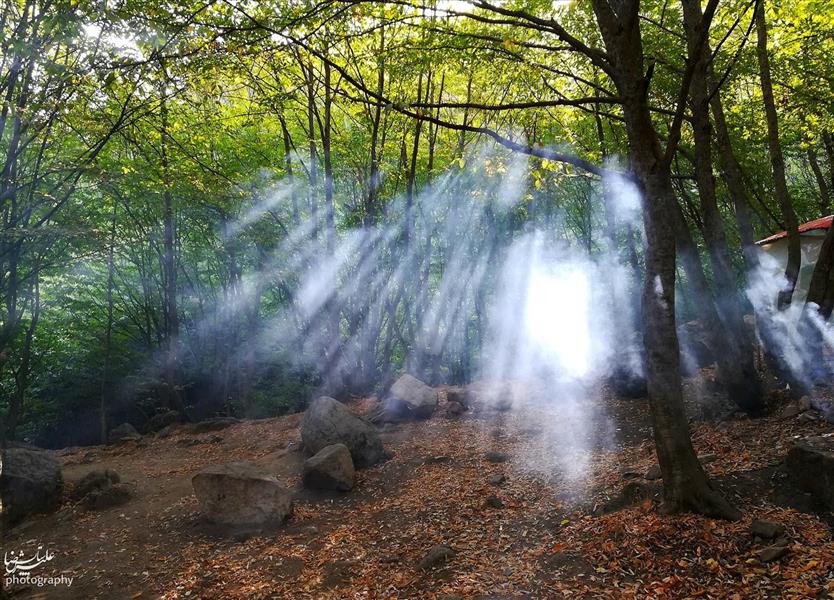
<box><xmin>445</xmin><ymin>388</ymin><xmax>470</xmax><ymax>408</ymax></box>
<box><xmin>185</xmin><ymin>417</ymin><xmax>239</xmax><ymax>434</ymax></box>
<box><xmin>644</xmin><ymin>465</ymin><xmax>662</xmax><ymax>480</ymax></box>
<box><xmin>749</xmin><ymin>519</ymin><xmax>785</xmax><ymax>539</ymax></box>
<box><xmin>389</xmin><ymin>374</ymin><xmax>438</xmax><ymax>419</ymax></box>
<box><xmin>798</xmin><ymin>412</ymin><xmax>818</xmax><ymax>423</ymax></box>
<box><xmin>619</xmin><ymin>465</ymin><xmax>643</xmax><ymax>479</ymax></box>
<box><xmin>302</xmin><ymin>443</ymin><xmax>355</xmax><ymax>491</ymax></box>
<box><xmin>156</xmin><ymin>424</ymin><xmax>179</xmax><ymax>438</ymax></box>
<box><xmin>484</xmin><ymin>451</ymin><xmax>508</xmax><ymax>463</ymax></box>
<box><xmin>780</xmin><ymin>403</ymin><xmax>801</xmax><ymax>419</ymax></box>
<box><xmin>73</xmin><ymin>469</ymin><xmax>120</xmax><ymax>500</ymax></box>
<box><xmin>798</xmin><ymin>396</ymin><xmax>812</xmax><ymax>412</ymax></box>
<box><xmin>446</xmin><ymin>401</ymin><xmax>465</xmax><ymax>416</ymax></box>
<box><xmin>758</xmin><ymin>543</ymin><xmax>790</xmax><ymax>563</ymax></box>
<box><xmin>84</xmin><ymin>482</ymin><xmax>133</xmax><ymax>510</ymax></box>
<box><xmin>488</xmin><ymin>472</ymin><xmax>506</xmax><ymax>486</ymax></box>
<box><xmin>300</xmin><ymin>396</ymin><xmax>385</xmax><ymax>468</ymax></box>
<box><xmin>484</xmin><ymin>494</ymin><xmax>504</xmax><ymax>509</ymax></box>
<box><xmin>366</xmin><ymin>397</ymin><xmax>413</xmax><ymax>424</ymax></box>
<box><xmin>0</xmin><ymin>448</ymin><xmax>63</xmax><ymax>525</ymax></box>
<box><xmin>786</xmin><ymin>436</ymin><xmax>834</xmax><ymax>510</ymax></box>
<box><xmin>416</xmin><ymin>544</ymin><xmax>455</xmax><ymax>570</ymax></box>
<box><xmin>146</xmin><ymin>410</ymin><xmax>180</xmax><ymax>433</ymax></box>
<box><xmin>811</xmin><ymin>398</ymin><xmax>834</xmax><ymax>423</ymax></box>
<box><xmin>192</xmin><ymin>461</ymin><xmax>293</xmax><ymax>527</ymax></box>
<box><xmin>609</xmin><ymin>367</ymin><xmax>648</xmax><ymax>399</ymax></box>
<box><xmin>108</xmin><ymin>423</ymin><xmax>141</xmax><ymax>444</ymax></box>
<box><xmin>425</xmin><ymin>455</ymin><xmax>452</xmax><ymax>465</ymax></box>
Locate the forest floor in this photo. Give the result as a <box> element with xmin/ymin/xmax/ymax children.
<box><xmin>5</xmin><ymin>383</ymin><xmax>834</xmax><ymax>599</ymax></box>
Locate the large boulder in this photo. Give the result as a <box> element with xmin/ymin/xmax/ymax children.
<box><xmin>786</xmin><ymin>437</ymin><xmax>834</xmax><ymax>510</ymax></box>
<box><xmin>302</xmin><ymin>443</ymin><xmax>355</xmax><ymax>491</ymax></box>
<box><xmin>192</xmin><ymin>461</ymin><xmax>293</xmax><ymax>527</ymax></box>
<box><xmin>301</xmin><ymin>396</ymin><xmax>385</xmax><ymax>468</ymax></box>
<box><xmin>0</xmin><ymin>447</ymin><xmax>63</xmax><ymax>525</ymax></box>
<box><xmin>389</xmin><ymin>374</ymin><xmax>438</xmax><ymax>419</ymax></box>
<box><xmin>109</xmin><ymin>422</ymin><xmax>141</xmax><ymax>444</ymax></box>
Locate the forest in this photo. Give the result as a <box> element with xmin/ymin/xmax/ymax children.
<box><xmin>1</xmin><ymin>0</ymin><xmax>834</xmax><ymax>596</ymax></box>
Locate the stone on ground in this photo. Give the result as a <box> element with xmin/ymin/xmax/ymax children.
<box><xmin>758</xmin><ymin>543</ymin><xmax>790</xmax><ymax>563</ymax></box>
<box><xmin>0</xmin><ymin>447</ymin><xmax>63</xmax><ymax>525</ymax></box>
<box><xmin>416</xmin><ymin>544</ymin><xmax>455</xmax><ymax>570</ymax></box>
<box><xmin>484</xmin><ymin>451</ymin><xmax>508</xmax><ymax>463</ymax></box>
<box><xmin>73</xmin><ymin>468</ymin><xmax>120</xmax><ymax>500</ymax></box>
<box><xmin>749</xmin><ymin>519</ymin><xmax>785</xmax><ymax>539</ymax></box>
<box><xmin>786</xmin><ymin>436</ymin><xmax>834</xmax><ymax>510</ymax></box>
<box><xmin>185</xmin><ymin>417</ymin><xmax>239</xmax><ymax>434</ymax></box>
<box><xmin>303</xmin><ymin>443</ymin><xmax>355</xmax><ymax>491</ymax></box>
<box><xmin>301</xmin><ymin>396</ymin><xmax>385</xmax><ymax>468</ymax></box>
<box><xmin>84</xmin><ymin>482</ymin><xmax>133</xmax><ymax>510</ymax></box>
<box><xmin>109</xmin><ymin>422</ymin><xmax>141</xmax><ymax>443</ymax></box>
<box><xmin>192</xmin><ymin>461</ymin><xmax>293</xmax><ymax>527</ymax></box>
<box><xmin>145</xmin><ymin>410</ymin><xmax>180</xmax><ymax>432</ymax></box>
<box><xmin>389</xmin><ymin>374</ymin><xmax>438</xmax><ymax>419</ymax></box>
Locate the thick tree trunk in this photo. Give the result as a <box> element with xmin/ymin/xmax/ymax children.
<box><xmin>592</xmin><ymin>0</ymin><xmax>739</xmax><ymax>519</ymax></box>
<box><xmin>755</xmin><ymin>0</ymin><xmax>801</xmax><ymax>309</ymax></box>
<box><xmin>681</xmin><ymin>0</ymin><xmax>762</xmax><ymax>414</ymax></box>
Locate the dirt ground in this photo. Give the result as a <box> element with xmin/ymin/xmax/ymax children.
<box><xmin>4</xmin><ymin>385</ymin><xmax>834</xmax><ymax>599</ymax></box>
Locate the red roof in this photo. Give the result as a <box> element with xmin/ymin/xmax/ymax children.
<box><xmin>755</xmin><ymin>215</ymin><xmax>833</xmax><ymax>245</ymax></box>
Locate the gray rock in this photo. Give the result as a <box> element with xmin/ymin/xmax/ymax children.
<box><xmin>390</xmin><ymin>374</ymin><xmax>438</xmax><ymax>419</ymax></box>
<box><xmin>192</xmin><ymin>461</ymin><xmax>293</xmax><ymax>527</ymax></box>
<box><xmin>487</xmin><ymin>473</ymin><xmax>506</xmax><ymax>486</ymax></box>
<box><xmin>185</xmin><ymin>417</ymin><xmax>239</xmax><ymax>434</ymax></box>
<box><xmin>73</xmin><ymin>469</ymin><xmax>120</xmax><ymax>500</ymax></box>
<box><xmin>780</xmin><ymin>403</ymin><xmax>801</xmax><ymax>419</ymax></box>
<box><xmin>109</xmin><ymin>423</ymin><xmax>141</xmax><ymax>444</ymax></box>
<box><xmin>146</xmin><ymin>410</ymin><xmax>180</xmax><ymax>433</ymax></box>
<box><xmin>84</xmin><ymin>482</ymin><xmax>133</xmax><ymax>510</ymax></box>
<box><xmin>758</xmin><ymin>543</ymin><xmax>789</xmax><ymax>563</ymax></box>
<box><xmin>484</xmin><ymin>451</ymin><xmax>509</xmax><ymax>464</ymax></box>
<box><xmin>644</xmin><ymin>465</ymin><xmax>662</xmax><ymax>480</ymax></box>
<box><xmin>619</xmin><ymin>465</ymin><xmax>643</xmax><ymax>479</ymax></box>
<box><xmin>749</xmin><ymin>519</ymin><xmax>785</xmax><ymax>539</ymax></box>
<box><xmin>416</xmin><ymin>544</ymin><xmax>455</xmax><ymax>570</ymax></box>
<box><xmin>446</xmin><ymin>401</ymin><xmax>465</xmax><ymax>416</ymax></box>
<box><xmin>786</xmin><ymin>436</ymin><xmax>834</xmax><ymax>510</ymax></box>
<box><xmin>798</xmin><ymin>412</ymin><xmax>818</xmax><ymax>423</ymax></box>
<box><xmin>484</xmin><ymin>495</ymin><xmax>504</xmax><ymax>509</ymax></box>
<box><xmin>301</xmin><ymin>396</ymin><xmax>385</xmax><ymax>468</ymax></box>
<box><xmin>445</xmin><ymin>388</ymin><xmax>471</xmax><ymax>408</ymax></box>
<box><xmin>0</xmin><ymin>447</ymin><xmax>63</xmax><ymax>525</ymax></box>
<box><xmin>302</xmin><ymin>443</ymin><xmax>355</xmax><ymax>491</ymax></box>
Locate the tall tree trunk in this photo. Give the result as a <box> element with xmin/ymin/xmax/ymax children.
<box><xmin>366</xmin><ymin>24</ymin><xmax>385</xmax><ymax>228</ymax></box>
<box><xmin>681</xmin><ymin>0</ymin><xmax>762</xmax><ymax>413</ymax></box>
<box><xmin>592</xmin><ymin>0</ymin><xmax>739</xmax><ymax>519</ymax></box>
<box><xmin>755</xmin><ymin>0</ymin><xmax>801</xmax><ymax>309</ymax></box>
<box><xmin>100</xmin><ymin>199</ymin><xmax>117</xmax><ymax>443</ymax></box>
<box><xmin>279</xmin><ymin>115</ymin><xmax>300</xmax><ymax>226</ymax></box>
<box><xmin>808</xmin><ymin>147</ymin><xmax>831</xmax><ymax>215</ymax></box>
<box><xmin>304</xmin><ymin>58</ymin><xmax>319</xmax><ymax>240</ymax></box>
<box><xmin>160</xmin><ymin>78</ymin><xmax>183</xmax><ymax>417</ymax></box>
